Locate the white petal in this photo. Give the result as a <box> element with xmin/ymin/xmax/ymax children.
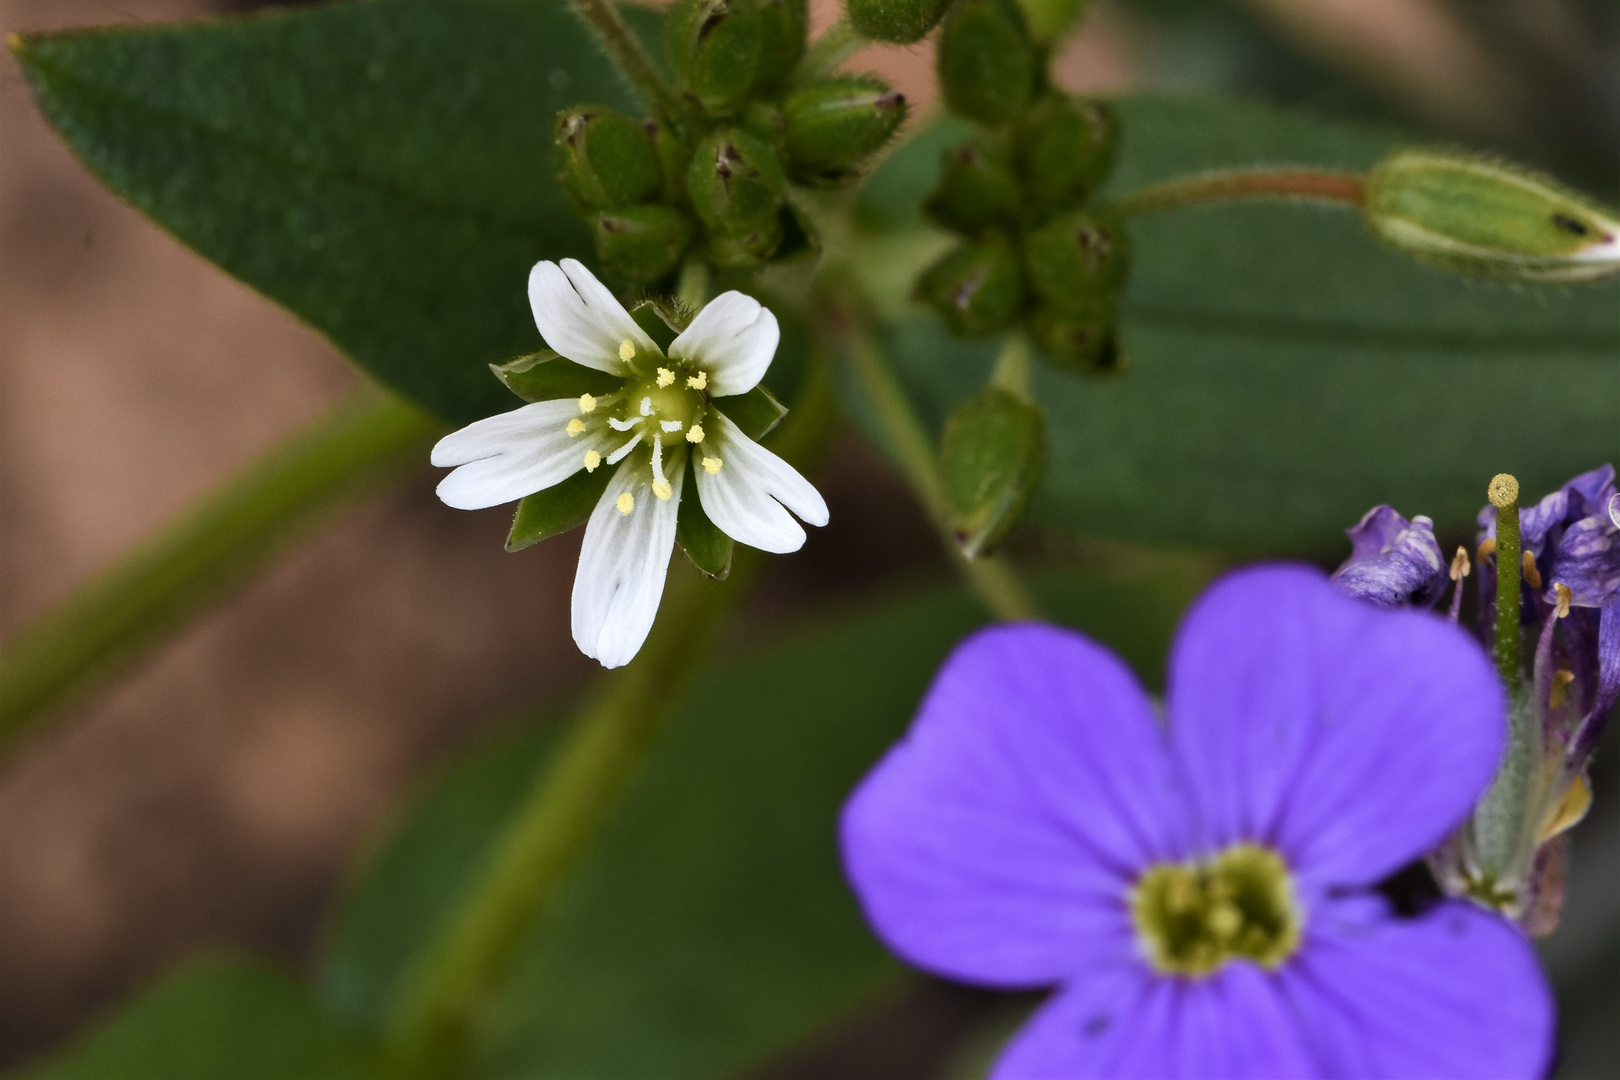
<box><xmin>528</xmin><ymin>259</ymin><xmax>659</xmax><ymax>376</ymax></box>
<box><xmin>667</xmin><ymin>290</ymin><xmax>779</xmax><ymax>398</ymax></box>
<box><xmin>431</xmin><ymin>400</ymin><xmax>609</xmax><ymax>510</ymax></box>
<box><xmin>571</xmin><ymin>450</ymin><xmax>685</xmax><ymax>669</ymax></box>
<box><xmin>695</xmin><ymin>410</ymin><xmax>828</xmax><ymax>554</ymax></box>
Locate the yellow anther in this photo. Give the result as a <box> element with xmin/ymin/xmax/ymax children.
<box><xmin>1449</xmin><ymin>546</ymin><xmax>1470</xmax><ymax>581</ymax></box>
<box><xmin>1478</xmin><ymin>537</ymin><xmax>1497</xmax><ymax>563</ymax></box>
<box><xmin>686</xmin><ymin>371</ymin><xmax>708</xmax><ymax>390</ymax></box>
<box><xmin>1539</xmin><ymin>773</ymin><xmax>1592</xmax><ymax>843</ymax></box>
<box><xmin>566</xmin><ymin>418</ymin><xmax>586</xmax><ymax>437</ymax></box>
<box><xmin>1522</xmin><ymin>550</ymin><xmax>1542</xmax><ymax>590</ymax></box>
<box><xmin>616</xmin><ymin>491</ymin><xmax>635</xmax><ymax>515</ymax></box>
<box><xmin>1206</xmin><ymin>902</ymin><xmax>1243</xmax><ymax>941</ymax></box>
<box><xmin>652</xmin><ymin>480</ymin><xmax>673</xmax><ymax>501</ymax></box>
<box><xmin>583</xmin><ymin>450</ymin><xmax>601</xmax><ymax>472</ymax></box>
<box><xmin>702</xmin><ymin>456</ymin><xmax>723</xmax><ymax>475</ymax></box>
<box><xmin>578</xmin><ymin>393</ymin><xmax>596</xmax><ymax>413</ymax></box>
<box><xmin>686</xmin><ymin>424</ymin><xmax>705</xmax><ymax>443</ymax></box>
<box><xmin>1553</xmin><ymin>583</ymin><xmax>1572</xmax><ymax>618</ymax></box>
<box><xmin>1549</xmin><ymin>668</ymin><xmax>1575</xmax><ymax>710</ymax></box>
<box><xmin>619</xmin><ymin>339</ymin><xmax>636</xmax><ymax>362</ymax></box>
<box><xmin>656</xmin><ymin>367</ymin><xmax>675</xmax><ymax>388</ymax></box>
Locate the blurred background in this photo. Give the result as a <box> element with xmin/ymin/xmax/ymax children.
<box><xmin>1</xmin><ymin>0</ymin><xmax>1616</xmax><ymax>1074</ymax></box>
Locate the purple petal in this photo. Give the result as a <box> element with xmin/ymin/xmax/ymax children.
<box><xmin>1165</xmin><ymin>566</ymin><xmax>1504</xmax><ymax>888</ymax></box>
<box><xmin>1479</xmin><ymin>464</ymin><xmax>1616</xmax><ymax>554</ymax></box>
<box><xmin>991</xmin><ymin>963</ymin><xmax>1313</xmax><ymax>1079</ymax></box>
<box><xmin>1280</xmin><ymin>899</ymin><xmax>1553</xmax><ymax>1079</ymax></box>
<box><xmin>839</xmin><ymin>623</ymin><xmax>1185</xmax><ymax>987</ymax></box>
<box><xmin>1331</xmin><ymin>507</ymin><xmax>1447</xmax><ymax>608</ymax></box>
<box><xmin>1545</xmin><ymin>511</ymin><xmax>1620</xmax><ymax>608</ymax></box>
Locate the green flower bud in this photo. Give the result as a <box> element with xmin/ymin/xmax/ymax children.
<box><xmin>782</xmin><ymin>76</ymin><xmax>907</xmax><ymax>185</ymax></box>
<box><xmin>1015</xmin><ymin>0</ymin><xmax>1090</xmax><ymax>43</ymax></box>
<box><xmin>937</xmin><ymin>0</ymin><xmax>1038</xmax><ymax>126</ymax></box>
<box><xmin>706</xmin><ymin>215</ymin><xmax>785</xmax><ymax>268</ymax></box>
<box><xmin>923</xmin><ymin>141</ymin><xmax>1022</xmax><ymax>233</ymax></box>
<box><xmin>754</xmin><ymin>0</ymin><xmax>808</xmax><ymax>95</ymax></box>
<box><xmin>1030</xmin><ymin>297</ymin><xmax>1121</xmax><ymax>373</ymax></box>
<box><xmin>686</xmin><ymin>128</ymin><xmax>787</xmax><ymax>235</ymax></box>
<box><xmin>666</xmin><ymin>0</ymin><xmax>763</xmax><ymax>117</ymax></box>
<box><xmin>554</xmin><ymin>106</ymin><xmax>663</xmax><ymax>210</ymax></box>
<box><xmin>844</xmin><ymin>0</ymin><xmax>950</xmax><ymax>44</ymax></box>
<box><xmin>592</xmin><ymin>205</ymin><xmax>694</xmax><ymax>282</ymax></box>
<box><xmin>915</xmin><ymin>235</ymin><xmax>1024</xmax><ymax>337</ymax></box>
<box><xmin>645</xmin><ymin>119</ymin><xmax>692</xmax><ymax>202</ymax></box>
<box><xmin>1364</xmin><ymin>150</ymin><xmax>1620</xmax><ymax>283</ymax></box>
<box><xmin>1013</xmin><ymin>95</ymin><xmax>1117</xmax><ymax>210</ymax></box>
<box><xmin>940</xmin><ymin>387</ymin><xmax>1045</xmax><ymax>558</ymax></box>
<box><xmin>1023</xmin><ymin>210</ymin><xmax>1129</xmax><ymax>308</ymax></box>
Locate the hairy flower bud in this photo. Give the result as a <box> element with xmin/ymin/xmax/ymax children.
<box><xmin>1023</xmin><ymin>210</ymin><xmax>1130</xmax><ymax>307</ymax></box>
<box><xmin>1029</xmin><ymin>297</ymin><xmax>1120</xmax><ymax>372</ymax></box>
<box><xmin>844</xmin><ymin>0</ymin><xmax>950</xmax><ymax>44</ymax></box>
<box><xmin>666</xmin><ymin>0</ymin><xmax>764</xmax><ymax>117</ymax></box>
<box><xmin>940</xmin><ymin>387</ymin><xmax>1045</xmax><ymax>558</ymax></box>
<box><xmin>686</xmin><ymin>128</ymin><xmax>787</xmax><ymax>236</ymax></box>
<box><xmin>1364</xmin><ymin>150</ymin><xmax>1620</xmax><ymax>283</ymax></box>
<box><xmin>555</xmin><ymin>106</ymin><xmax>663</xmax><ymax>210</ymax></box>
<box><xmin>591</xmin><ymin>205</ymin><xmax>694</xmax><ymax>282</ymax></box>
<box><xmin>706</xmin><ymin>216</ymin><xmax>786</xmax><ymax>267</ymax></box>
<box><xmin>915</xmin><ymin>235</ymin><xmax>1024</xmax><ymax>337</ymax></box>
<box><xmin>937</xmin><ymin>0</ymin><xmax>1038</xmax><ymax>125</ymax></box>
<box><xmin>1013</xmin><ymin>95</ymin><xmax>1117</xmax><ymax>210</ymax></box>
<box><xmin>923</xmin><ymin>142</ymin><xmax>1022</xmax><ymax>233</ymax></box>
<box><xmin>754</xmin><ymin>0</ymin><xmax>808</xmax><ymax>95</ymax></box>
<box><xmin>782</xmin><ymin>76</ymin><xmax>907</xmax><ymax>184</ymax></box>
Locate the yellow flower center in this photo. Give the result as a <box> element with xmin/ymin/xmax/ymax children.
<box><xmin>1130</xmin><ymin>843</ymin><xmax>1302</xmax><ymax>977</ymax></box>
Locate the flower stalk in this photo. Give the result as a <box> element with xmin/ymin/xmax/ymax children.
<box><xmin>569</xmin><ymin>0</ymin><xmax>687</xmax><ymax>129</ymax></box>
<box><xmin>1107</xmin><ymin>168</ymin><xmax>1367</xmax><ymax>218</ymax></box>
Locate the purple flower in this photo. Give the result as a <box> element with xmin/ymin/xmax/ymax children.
<box><xmin>1479</xmin><ymin>464</ymin><xmax>1617</xmax><ymax>616</ymax></box>
<box><xmin>1330</xmin><ymin>506</ymin><xmax>1446</xmax><ymax>608</ymax></box>
<box><xmin>841</xmin><ymin>566</ymin><xmax>1552</xmax><ymax>1079</ymax></box>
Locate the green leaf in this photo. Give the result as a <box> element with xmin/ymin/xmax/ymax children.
<box><xmin>320</xmin><ymin>559</ymin><xmax>1213</xmax><ymax>1077</ymax></box>
<box><xmin>493</xmin><ymin>353</ymin><xmax>626</xmax><ymax>406</ymax></box>
<box><xmin>506</xmin><ymin>468</ymin><xmax>615</xmax><ymax>552</ymax></box>
<box><xmin>13</xmin><ymin>0</ymin><xmax>663</xmax><ymax>425</ymax></box>
<box><xmin>940</xmin><ymin>387</ymin><xmax>1046</xmax><ymax>557</ymax></box>
<box><xmin>676</xmin><ymin>476</ymin><xmax>735</xmax><ymax>578</ymax></box>
<box><xmin>31</xmin><ymin>959</ymin><xmax>370</xmax><ymax>1080</ymax></box>
<box><xmin>712</xmin><ymin>383</ymin><xmax>790</xmax><ymax>440</ymax></box>
<box><xmin>857</xmin><ymin>96</ymin><xmax>1620</xmax><ymax>551</ymax></box>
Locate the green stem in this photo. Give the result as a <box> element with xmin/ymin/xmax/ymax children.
<box><xmin>840</xmin><ymin>331</ymin><xmax>1043</xmax><ymax>623</ymax></box>
<box><xmin>793</xmin><ymin>18</ymin><xmax>865</xmax><ymax>84</ymax></box>
<box><xmin>0</xmin><ymin>388</ymin><xmax>440</xmax><ymax>754</ymax></box>
<box><xmin>1107</xmin><ymin>168</ymin><xmax>1367</xmax><ymax>218</ymax></box>
<box><xmin>1489</xmin><ymin>473</ymin><xmax>1523</xmax><ymax>688</ymax></box>
<box><xmin>989</xmin><ymin>332</ymin><xmax>1032</xmax><ymax>402</ymax></box>
<box><xmin>386</xmin><ymin>356</ymin><xmax>838</xmax><ymax>1078</ymax></box>
<box><xmin>570</xmin><ymin>0</ymin><xmax>686</xmax><ymax>127</ymax></box>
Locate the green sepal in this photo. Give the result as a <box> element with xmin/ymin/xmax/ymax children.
<box><xmin>1029</xmin><ymin>296</ymin><xmax>1122</xmax><ymax>373</ymax></box>
<box><xmin>1023</xmin><ymin>209</ymin><xmax>1130</xmax><ymax>308</ymax></box>
<box><xmin>687</xmin><ymin>128</ymin><xmax>787</xmax><ymax>235</ymax></box>
<box><xmin>707</xmin><ymin>216</ymin><xmax>785</xmax><ymax>267</ymax></box>
<box><xmin>506</xmin><ymin>466</ymin><xmax>614</xmax><ymax>551</ymax></box>
<box><xmin>630</xmin><ymin>297</ymin><xmax>691</xmax><ymax>352</ymax></box>
<box><xmin>677</xmin><ymin>469</ymin><xmax>734</xmax><ymax>578</ymax></box>
<box><xmin>845</xmin><ymin>0</ymin><xmax>952</xmax><ymax>44</ymax></box>
<box><xmin>753</xmin><ymin>0</ymin><xmax>808</xmax><ymax>95</ymax></box>
<box><xmin>665</xmin><ymin>0</ymin><xmax>764</xmax><ymax>117</ymax></box>
<box><xmin>555</xmin><ymin>106</ymin><xmax>663</xmax><ymax>211</ymax></box>
<box><xmin>937</xmin><ymin>0</ymin><xmax>1038</xmax><ymax>126</ymax></box>
<box><xmin>713</xmin><ymin>383</ymin><xmax>790</xmax><ymax>440</ymax></box>
<box><xmin>1013</xmin><ymin>95</ymin><xmax>1118</xmax><ymax>210</ymax></box>
<box><xmin>781</xmin><ymin>76</ymin><xmax>907</xmax><ymax>185</ymax></box>
<box><xmin>923</xmin><ymin>141</ymin><xmax>1022</xmax><ymax>234</ymax></box>
<box><xmin>591</xmin><ymin>205</ymin><xmax>693</xmax><ymax>284</ymax></box>
<box><xmin>940</xmin><ymin>387</ymin><xmax>1045</xmax><ymax>558</ymax></box>
<box><xmin>915</xmin><ymin>234</ymin><xmax>1025</xmax><ymax>337</ymax></box>
<box><xmin>492</xmin><ymin>352</ymin><xmax>625</xmax><ymax>403</ymax></box>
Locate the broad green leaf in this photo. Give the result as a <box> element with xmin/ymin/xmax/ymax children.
<box><xmin>857</xmin><ymin>96</ymin><xmax>1620</xmax><ymax>551</ymax></box>
<box><xmin>320</xmin><ymin>560</ymin><xmax>1213</xmax><ymax>1077</ymax></box>
<box><xmin>14</xmin><ymin>0</ymin><xmax>662</xmax><ymax>425</ymax></box>
<box><xmin>30</xmin><ymin>959</ymin><xmax>369</xmax><ymax>1080</ymax></box>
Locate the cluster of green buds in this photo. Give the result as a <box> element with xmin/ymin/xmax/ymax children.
<box><xmin>556</xmin><ymin>0</ymin><xmax>907</xmax><ymax>284</ymax></box>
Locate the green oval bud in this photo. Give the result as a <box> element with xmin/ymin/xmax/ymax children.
<box><xmin>782</xmin><ymin>76</ymin><xmax>907</xmax><ymax>185</ymax></box>
<box><xmin>666</xmin><ymin>0</ymin><xmax>763</xmax><ymax>117</ymax></box>
<box><xmin>1013</xmin><ymin>95</ymin><xmax>1117</xmax><ymax>210</ymax></box>
<box><xmin>707</xmin><ymin>215</ymin><xmax>786</xmax><ymax>268</ymax></box>
<box><xmin>1364</xmin><ymin>150</ymin><xmax>1620</xmax><ymax>283</ymax></box>
<box><xmin>915</xmin><ymin>235</ymin><xmax>1025</xmax><ymax>337</ymax></box>
<box><xmin>592</xmin><ymin>205</ymin><xmax>695</xmax><ymax>282</ymax></box>
<box><xmin>754</xmin><ymin>0</ymin><xmax>808</xmax><ymax>95</ymax></box>
<box><xmin>554</xmin><ymin>106</ymin><xmax>662</xmax><ymax>210</ymax></box>
<box><xmin>937</xmin><ymin>0</ymin><xmax>1037</xmax><ymax>126</ymax></box>
<box><xmin>844</xmin><ymin>0</ymin><xmax>950</xmax><ymax>44</ymax></box>
<box><xmin>1023</xmin><ymin>210</ymin><xmax>1129</xmax><ymax>308</ymax></box>
<box><xmin>686</xmin><ymin>128</ymin><xmax>787</xmax><ymax>235</ymax></box>
<box><xmin>940</xmin><ymin>387</ymin><xmax>1045</xmax><ymax>558</ymax></box>
<box><xmin>1030</xmin><ymin>297</ymin><xmax>1120</xmax><ymax>373</ymax></box>
<box><xmin>924</xmin><ymin>141</ymin><xmax>1022</xmax><ymax>233</ymax></box>
<box><xmin>644</xmin><ymin>119</ymin><xmax>692</xmax><ymax>202</ymax></box>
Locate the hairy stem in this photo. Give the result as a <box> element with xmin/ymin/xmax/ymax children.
<box><xmin>386</xmin><ymin>356</ymin><xmax>837</xmax><ymax>1078</ymax></box>
<box><xmin>840</xmin><ymin>331</ymin><xmax>1043</xmax><ymax>622</ymax></box>
<box><xmin>0</xmin><ymin>388</ymin><xmax>440</xmax><ymax>754</ymax></box>
<box><xmin>1107</xmin><ymin>168</ymin><xmax>1367</xmax><ymax>218</ymax></box>
<box><xmin>571</xmin><ymin>0</ymin><xmax>686</xmax><ymax>127</ymax></box>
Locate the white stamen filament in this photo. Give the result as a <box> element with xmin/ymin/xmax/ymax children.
<box><xmin>607</xmin><ymin>415</ymin><xmax>644</xmax><ymax>432</ymax></box>
<box><xmin>660</xmin><ymin>420</ymin><xmax>684</xmax><ymax>433</ymax></box>
<box><xmin>640</xmin><ymin>397</ymin><xmax>653</xmax><ymax>417</ymax></box>
<box><xmin>607</xmin><ymin>431</ymin><xmax>643</xmax><ymax>465</ymax></box>
<box><xmin>651</xmin><ymin>436</ymin><xmax>667</xmax><ymax>485</ymax></box>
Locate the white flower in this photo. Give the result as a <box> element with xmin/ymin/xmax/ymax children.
<box><xmin>431</xmin><ymin>259</ymin><xmax>829</xmax><ymax>669</ymax></box>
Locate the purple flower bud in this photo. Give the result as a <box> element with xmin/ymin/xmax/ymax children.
<box><xmin>1331</xmin><ymin>506</ymin><xmax>1447</xmax><ymax>608</ymax></box>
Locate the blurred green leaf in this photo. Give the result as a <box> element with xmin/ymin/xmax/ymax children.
<box><xmin>13</xmin><ymin>0</ymin><xmax>661</xmax><ymax>425</ymax></box>
<box><xmin>858</xmin><ymin>95</ymin><xmax>1619</xmax><ymax>551</ymax></box>
<box><xmin>321</xmin><ymin>561</ymin><xmax>1212</xmax><ymax>1078</ymax></box>
<box><xmin>31</xmin><ymin>960</ymin><xmax>370</xmax><ymax>1080</ymax></box>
